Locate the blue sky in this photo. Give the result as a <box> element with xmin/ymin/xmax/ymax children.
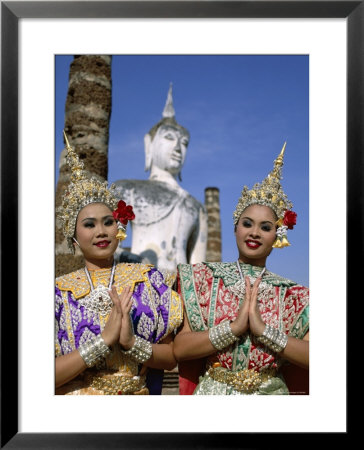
<box><xmin>55</xmin><ymin>55</ymin><xmax>309</xmax><ymax>286</ymax></box>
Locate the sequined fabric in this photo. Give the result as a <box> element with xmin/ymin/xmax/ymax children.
<box><xmin>177</xmin><ymin>262</ymin><xmax>309</xmax><ymax>395</ymax></box>
<box><xmin>194</xmin><ymin>372</ymin><xmax>289</xmax><ymax>395</ymax></box>
<box><xmin>55</xmin><ymin>263</ymin><xmax>183</xmax><ymax>395</ymax></box>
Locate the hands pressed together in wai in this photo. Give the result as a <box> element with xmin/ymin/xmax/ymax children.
<box><xmin>230</xmin><ymin>276</ymin><xmax>266</xmax><ymax>338</ymax></box>
<box><xmin>101</xmin><ymin>285</ymin><xmax>136</xmax><ymax>350</ymax></box>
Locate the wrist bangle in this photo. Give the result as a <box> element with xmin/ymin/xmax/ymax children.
<box><xmin>256</xmin><ymin>324</ymin><xmax>288</xmax><ymax>353</ymax></box>
<box><xmin>209</xmin><ymin>321</ymin><xmax>238</xmax><ymax>351</ymax></box>
<box><xmin>122</xmin><ymin>335</ymin><xmax>153</xmax><ymax>364</ymax></box>
<box><xmin>78</xmin><ymin>334</ymin><xmax>112</xmax><ymax>368</ymax></box>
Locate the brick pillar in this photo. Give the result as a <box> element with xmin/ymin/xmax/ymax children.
<box><xmin>204</xmin><ymin>187</ymin><xmax>222</xmax><ymax>262</ymax></box>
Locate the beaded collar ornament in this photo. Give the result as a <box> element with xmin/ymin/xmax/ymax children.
<box><xmin>59</xmin><ymin>131</ymin><xmax>134</xmax><ymax>253</ymax></box>
<box><xmin>233</xmin><ymin>142</ymin><xmax>297</xmax><ymax>248</ymax></box>
<box><xmin>231</xmin><ymin>261</ymin><xmax>268</xmax><ymax>299</ymax></box>
<box><xmin>78</xmin><ymin>261</ymin><xmax>116</xmax><ymax>317</ymax></box>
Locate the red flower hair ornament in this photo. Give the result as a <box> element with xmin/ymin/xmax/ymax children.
<box><xmin>283</xmin><ymin>210</ymin><xmax>297</xmax><ymax>230</ymax></box>
<box><xmin>112</xmin><ymin>200</ymin><xmax>135</xmax><ymax>241</ymax></box>
<box><xmin>273</xmin><ymin>210</ymin><xmax>297</xmax><ymax>248</ymax></box>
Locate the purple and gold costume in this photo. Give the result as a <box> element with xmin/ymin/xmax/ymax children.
<box><xmin>55</xmin><ymin>263</ymin><xmax>182</xmax><ymax>395</ymax></box>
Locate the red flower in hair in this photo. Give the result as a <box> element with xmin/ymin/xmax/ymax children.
<box><xmin>283</xmin><ymin>210</ymin><xmax>297</xmax><ymax>229</ymax></box>
<box><xmin>113</xmin><ymin>200</ymin><xmax>135</xmax><ymax>225</ymax></box>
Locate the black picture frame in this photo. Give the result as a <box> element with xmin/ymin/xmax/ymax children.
<box><xmin>1</xmin><ymin>1</ymin><xmax>358</xmax><ymax>447</ymax></box>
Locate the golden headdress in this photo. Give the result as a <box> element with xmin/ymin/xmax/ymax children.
<box><xmin>59</xmin><ymin>131</ymin><xmax>121</xmax><ymax>254</ymax></box>
<box><xmin>233</xmin><ymin>142</ymin><xmax>297</xmax><ymax>248</ymax></box>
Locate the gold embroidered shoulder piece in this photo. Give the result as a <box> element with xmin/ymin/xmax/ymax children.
<box><xmin>158</xmin><ymin>269</ymin><xmax>177</xmax><ymax>288</ymax></box>
<box><xmin>167</xmin><ymin>290</ymin><xmax>183</xmax><ymax>336</ymax></box>
<box><xmin>56</xmin><ymin>263</ymin><xmax>152</xmax><ymax>299</ymax></box>
<box><xmin>56</xmin><ymin>268</ymin><xmax>90</xmax><ymax>299</ymax></box>
<box><xmin>113</xmin><ymin>263</ymin><xmax>152</xmax><ymax>295</ymax></box>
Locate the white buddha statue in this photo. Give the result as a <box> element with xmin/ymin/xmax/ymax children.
<box><xmin>113</xmin><ymin>84</ymin><xmax>207</xmax><ymax>273</ymax></box>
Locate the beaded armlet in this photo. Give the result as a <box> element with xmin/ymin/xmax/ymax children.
<box><xmin>122</xmin><ymin>336</ymin><xmax>153</xmax><ymax>364</ymax></box>
<box><xmin>78</xmin><ymin>334</ymin><xmax>111</xmax><ymax>368</ymax></box>
<box><xmin>256</xmin><ymin>324</ymin><xmax>288</xmax><ymax>353</ymax></box>
<box><xmin>208</xmin><ymin>321</ymin><xmax>238</xmax><ymax>351</ymax></box>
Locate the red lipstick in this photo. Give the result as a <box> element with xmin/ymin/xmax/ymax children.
<box><xmin>246</xmin><ymin>240</ymin><xmax>261</xmax><ymax>249</ymax></box>
<box><xmin>95</xmin><ymin>240</ymin><xmax>110</xmax><ymax>248</ymax></box>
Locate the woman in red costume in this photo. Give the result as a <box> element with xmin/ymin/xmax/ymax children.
<box><xmin>174</xmin><ymin>143</ymin><xmax>309</xmax><ymax>395</ymax></box>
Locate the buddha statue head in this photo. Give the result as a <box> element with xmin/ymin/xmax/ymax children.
<box><xmin>144</xmin><ymin>84</ymin><xmax>190</xmax><ymax>181</ymax></box>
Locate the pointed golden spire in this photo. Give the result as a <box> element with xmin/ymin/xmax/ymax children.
<box><xmin>63</xmin><ymin>129</ymin><xmax>71</xmax><ymax>150</ymax></box>
<box><xmin>275</xmin><ymin>141</ymin><xmax>287</xmax><ymax>167</ymax></box>
<box><xmin>63</xmin><ymin>130</ymin><xmax>85</xmax><ymax>182</ymax></box>
<box><xmin>269</xmin><ymin>141</ymin><xmax>287</xmax><ymax>180</ymax></box>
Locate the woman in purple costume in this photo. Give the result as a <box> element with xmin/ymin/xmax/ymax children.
<box><xmin>55</xmin><ymin>132</ymin><xmax>182</xmax><ymax>395</ymax></box>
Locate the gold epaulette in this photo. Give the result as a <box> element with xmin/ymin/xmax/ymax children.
<box><xmin>56</xmin><ymin>263</ymin><xmax>152</xmax><ymax>299</ymax></box>
<box><xmin>158</xmin><ymin>269</ymin><xmax>177</xmax><ymax>289</ymax></box>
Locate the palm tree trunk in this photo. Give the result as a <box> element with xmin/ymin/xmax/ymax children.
<box><xmin>55</xmin><ymin>55</ymin><xmax>112</xmax><ymax>277</ymax></box>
